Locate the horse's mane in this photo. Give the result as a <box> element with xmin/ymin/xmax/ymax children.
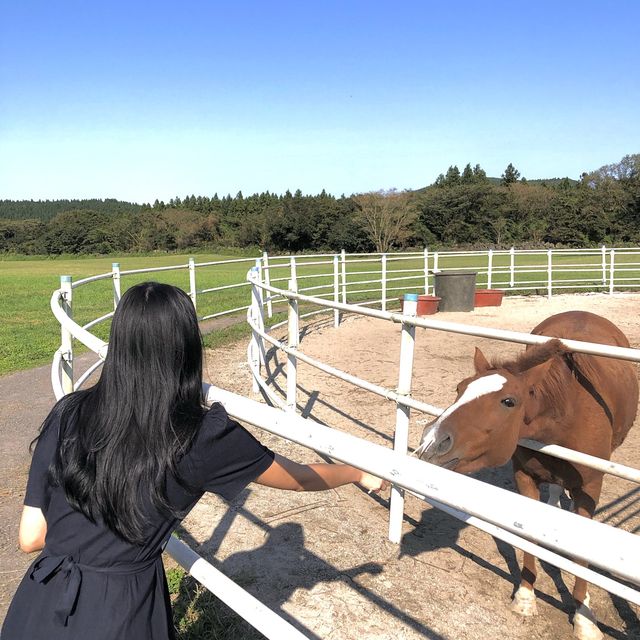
<box><xmin>492</xmin><ymin>339</ymin><xmax>574</xmax><ymax>417</ymax></box>
<box><xmin>490</xmin><ymin>338</ymin><xmax>611</xmax><ymax>422</ymax></box>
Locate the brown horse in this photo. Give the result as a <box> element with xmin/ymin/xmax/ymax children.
<box><xmin>417</xmin><ymin>310</ymin><xmax>638</xmax><ymax>640</ymax></box>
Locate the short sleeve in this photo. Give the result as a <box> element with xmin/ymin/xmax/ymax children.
<box><xmin>182</xmin><ymin>403</ymin><xmax>275</xmax><ymax>501</ymax></box>
<box><xmin>24</xmin><ymin>412</ymin><xmax>59</xmax><ymax>511</ymax></box>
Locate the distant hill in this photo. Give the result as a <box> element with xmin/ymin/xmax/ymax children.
<box><xmin>0</xmin><ymin>199</ymin><xmax>141</xmax><ymax>222</ymax></box>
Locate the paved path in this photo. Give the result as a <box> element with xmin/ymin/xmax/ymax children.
<box><xmin>0</xmin><ymin>353</ymin><xmax>97</xmax><ymax>621</ymax></box>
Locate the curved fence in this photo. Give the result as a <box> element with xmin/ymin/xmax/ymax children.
<box><xmin>49</xmin><ymin>246</ymin><xmax>640</xmax><ymax>638</ymax></box>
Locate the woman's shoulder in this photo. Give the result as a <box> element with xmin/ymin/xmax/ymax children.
<box><xmin>193</xmin><ymin>402</ymin><xmax>237</xmax><ymax>444</ymax></box>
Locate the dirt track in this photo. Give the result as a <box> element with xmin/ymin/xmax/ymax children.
<box><xmin>188</xmin><ymin>292</ymin><xmax>640</xmax><ymax>639</ymax></box>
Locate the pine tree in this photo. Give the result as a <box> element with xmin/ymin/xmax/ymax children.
<box><xmin>501</xmin><ymin>163</ymin><xmax>521</xmax><ymax>185</ymax></box>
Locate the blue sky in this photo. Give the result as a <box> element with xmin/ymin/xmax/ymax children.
<box><xmin>1</xmin><ymin>1</ymin><xmax>639</xmax><ymax>203</ymax></box>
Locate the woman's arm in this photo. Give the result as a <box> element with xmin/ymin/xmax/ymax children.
<box><xmin>18</xmin><ymin>506</ymin><xmax>47</xmax><ymax>553</ymax></box>
<box><xmin>255</xmin><ymin>454</ymin><xmax>388</xmax><ymax>493</ymax></box>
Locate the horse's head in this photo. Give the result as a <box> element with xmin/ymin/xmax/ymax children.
<box><xmin>417</xmin><ymin>346</ymin><xmax>555</xmax><ymax>473</ymax></box>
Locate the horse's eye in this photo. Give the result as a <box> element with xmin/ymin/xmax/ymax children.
<box><xmin>501</xmin><ymin>397</ymin><xmax>517</xmax><ymax>408</ymax></box>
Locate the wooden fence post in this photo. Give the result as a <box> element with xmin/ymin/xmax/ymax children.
<box><xmin>487</xmin><ymin>249</ymin><xmax>494</xmax><ymax>289</ymax></box>
<box><xmin>60</xmin><ymin>275</ymin><xmax>74</xmax><ymax>395</ymax></box>
<box><xmin>189</xmin><ymin>257</ymin><xmax>197</xmax><ymax>312</ymax></box>
<box><xmin>112</xmin><ymin>262</ymin><xmax>121</xmax><ymax>309</ymax></box>
<box><xmin>389</xmin><ymin>293</ymin><xmax>417</xmax><ymax>544</ymax></box>
<box><xmin>547</xmin><ymin>249</ymin><xmax>553</xmax><ymax>299</ymax></box>
<box><xmin>423</xmin><ymin>247</ymin><xmax>429</xmax><ymax>294</ymax></box>
<box><xmin>262</xmin><ymin>251</ymin><xmax>273</xmax><ymax>318</ymax></box>
<box><xmin>287</xmin><ymin>277</ymin><xmax>299</xmax><ymax>412</ymax></box>
<box><xmin>341</xmin><ymin>249</ymin><xmax>347</xmax><ymax>304</ymax></box>
<box><xmin>381</xmin><ymin>254</ymin><xmax>387</xmax><ymax>312</ymax></box>
<box><xmin>333</xmin><ymin>255</ymin><xmax>340</xmax><ymax>327</ymax></box>
<box><xmin>609</xmin><ymin>249</ymin><xmax>616</xmax><ymax>295</ymax></box>
<box><xmin>509</xmin><ymin>247</ymin><xmax>515</xmax><ymax>288</ymax></box>
<box><xmin>248</xmin><ymin>268</ymin><xmax>261</xmax><ymax>393</ymax></box>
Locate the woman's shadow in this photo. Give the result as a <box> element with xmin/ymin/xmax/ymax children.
<box><xmin>172</xmin><ymin>521</ymin><xmax>383</xmax><ymax>640</ymax></box>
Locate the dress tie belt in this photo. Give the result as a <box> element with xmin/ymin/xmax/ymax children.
<box><xmin>30</xmin><ymin>553</ymin><xmax>160</xmax><ymax>626</ymax></box>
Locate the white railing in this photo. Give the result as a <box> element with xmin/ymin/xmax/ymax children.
<box><xmin>49</xmin><ymin>247</ymin><xmax>640</xmax><ymax>639</ymax></box>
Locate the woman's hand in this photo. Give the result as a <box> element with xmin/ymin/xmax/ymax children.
<box><xmin>357</xmin><ymin>471</ymin><xmax>389</xmax><ymax>494</ymax></box>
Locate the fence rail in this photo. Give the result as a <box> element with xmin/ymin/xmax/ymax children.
<box><xmin>48</xmin><ymin>246</ymin><xmax>640</xmax><ymax>639</ymax></box>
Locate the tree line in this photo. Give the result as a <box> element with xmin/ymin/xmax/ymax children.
<box><xmin>1</xmin><ymin>154</ymin><xmax>638</xmax><ymax>255</ymax></box>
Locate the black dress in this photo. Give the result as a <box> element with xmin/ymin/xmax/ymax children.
<box><xmin>1</xmin><ymin>403</ymin><xmax>275</xmax><ymax>640</ymax></box>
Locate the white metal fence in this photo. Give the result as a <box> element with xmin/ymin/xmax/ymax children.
<box><xmin>49</xmin><ymin>246</ymin><xmax>640</xmax><ymax>639</ymax></box>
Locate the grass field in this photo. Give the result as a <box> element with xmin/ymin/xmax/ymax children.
<box><xmin>2</xmin><ymin>249</ymin><xmax>639</xmax><ymax>377</ymax></box>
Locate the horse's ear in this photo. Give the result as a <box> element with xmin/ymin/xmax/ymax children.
<box><xmin>523</xmin><ymin>357</ymin><xmax>555</xmax><ymax>388</ymax></box>
<box><xmin>474</xmin><ymin>347</ymin><xmax>491</xmax><ymax>373</ymax></box>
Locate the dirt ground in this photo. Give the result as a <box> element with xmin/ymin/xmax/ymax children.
<box><xmin>182</xmin><ymin>292</ymin><xmax>640</xmax><ymax>640</ymax></box>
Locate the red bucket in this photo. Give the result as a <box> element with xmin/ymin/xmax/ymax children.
<box><xmin>399</xmin><ymin>294</ymin><xmax>441</xmax><ymax>316</ymax></box>
<box><xmin>474</xmin><ymin>289</ymin><xmax>504</xmax><ymax>307</ymax></box>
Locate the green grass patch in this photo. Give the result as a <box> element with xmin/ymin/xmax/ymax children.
<box><xmin>2</xmin><ymin>250</ymin><xmax>639</xmax><ymax>378</ymax></box>
<box><xmin>168</xmin><ymin>567</ymin><xmax>263</xmax><ymax>640</ymax></box>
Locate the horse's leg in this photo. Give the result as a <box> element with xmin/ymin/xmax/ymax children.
<box><xmin>570</xmin><ymin>482</ymin><xmax>604</xmax><ymax>640</ymax></box>
<box><xmin>511</xmin><ymin>467</ymin><xmax>540</xmax><ymax>616</ymax></box>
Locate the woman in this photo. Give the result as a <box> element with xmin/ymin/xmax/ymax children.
<box><xmin>2</xmin><ymin>282</ymin><xmax>385</xmax><ymax>639</ymax></box>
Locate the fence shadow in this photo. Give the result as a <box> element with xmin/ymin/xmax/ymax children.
<box><xmin>172</xmin><ymin>488</ymin><xmax>448</xmax><ymax>640</ymax></box>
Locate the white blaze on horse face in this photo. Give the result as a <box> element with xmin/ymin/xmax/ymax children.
<box><xmin>419</xmin><ymin>374</ymin><xmax>508</xmax><ymax>455</ymax></box>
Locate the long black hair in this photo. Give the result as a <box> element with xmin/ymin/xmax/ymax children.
<box><xmin>45</xmin><ymin>282</ymin><xmax>205</xmax><ymax>544</ymax></box>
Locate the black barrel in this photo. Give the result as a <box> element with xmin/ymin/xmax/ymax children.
<box><xmin>433</xmin><ymin>270</ymin><xmax>477</xmax><ymax>312</ymax></box>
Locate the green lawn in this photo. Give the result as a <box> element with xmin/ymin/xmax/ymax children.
<box><xmin>0</xmin><ymin>252</ymin><xmax>260</xmax><ymax>376</ymax></box>
<box><xmin>2</xmin><ymin>249</ymin><xmax>640</xmax><ymax>377</ymax></box>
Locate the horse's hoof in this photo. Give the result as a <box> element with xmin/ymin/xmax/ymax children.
<box><xmin>573</xmin><ymin>604</ymin><xmax>603</xmax><ymax>640</ymax></box>
<box><xmin>511</xmin><ymin>586</ymin><xmax>538</xmax><ymax>617</ymax></box>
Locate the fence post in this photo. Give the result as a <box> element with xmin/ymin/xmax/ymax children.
<box><xmin>247</xmin><ymin>268</ymin><xmax>261</xmax><ymax>393</ymax></box>
<box><xmin>509</xmin><ymin>247</ymin><xmax>515</xmax><ymax>288</ymax></box>
<box><xmin>262</xmin><ymin>251</ymin><xmax>273</xmax><ymax>318</ymax></box>
<box><xmin>601</xmin><ymin>245</ymin><xmax>607</xmax><ymax>286</ymax></box>
<box><xmin>286</xmin><ymin>277</ymin><xmax>299</xmax><ymax>412</ymax></box>
<box><xmin>423</xmin><ymin>247</ymin><xmax>429</xmax><ymax>295</ymax></box>
<box><xmin>333</xmin><ymin>254</ymin><xmax>340</xmax><ymax>327</ymax></box>
<box><xmin>487</xmin><ymin>249</ymin><xmax>494</xmax><ymax>289</ymax></box>
<box><xmin>389</xmin><ymin>293</ymin><xmax>417</xmax><ymax>544</ymax></box>
<box><xmin>251</xmin><ymin>263</ymin><xmax>266</xmax><ymax>367</ymax></box>
<box><xmin>381</xmin><ymin>254</ymin><xmax>387</xmax><ymax>312</ymax></box>
<box><xmin>112</xmin><ymin>262</ymin><xmax>121</xmax><ymax>309</ymax></box>
<box><xmin>341</xmin><ymin>249</ymin><xmax>347</xmax><ymax>304</ymax></box>
<box><xmin>60</xmin><ymin>275</ymin><xmax>74</xmax><ymax>395</ymax></box>
<box><xmin>189</xmin><ymin>257</ymin><xmax>197</xmax><ymax>312</ymax></box>
<box><xmin>609</xmin><ymin>249</ymin><xmax>616</xmax><ymax>295</ymax></box>
<box><xmin>433</xmin><ymin>251</ymin><xmax>439</xmax><ymax>274</ymax></box>
<box><xmin>547</xmin><ymin>249</ymin><xmax>553</xmax><ymax>299</ymax></box>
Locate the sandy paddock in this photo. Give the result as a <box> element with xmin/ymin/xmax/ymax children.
<box><xmin>180</xmin><ymin>293</ymin><xmax>640</xmax><ymax>640</ymax></box>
